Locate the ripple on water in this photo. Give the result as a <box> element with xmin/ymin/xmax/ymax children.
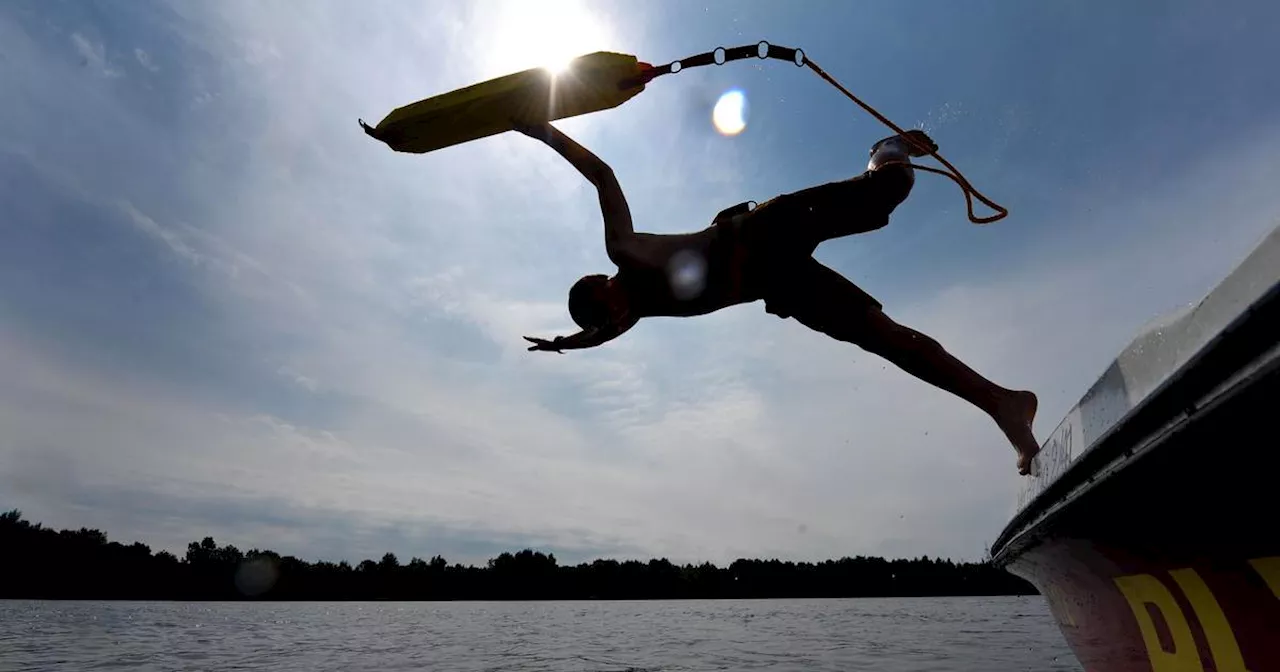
<box><xmin>0</xmin><ymin>596</ymin><xmax>1080</xmax><ymax>672</ymax></box>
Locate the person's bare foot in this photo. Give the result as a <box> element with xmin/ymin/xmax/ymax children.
<box><xmin>993</xmin><ymin>390</ymin><xmax>1040</xmax><ymax>475</ymax></box>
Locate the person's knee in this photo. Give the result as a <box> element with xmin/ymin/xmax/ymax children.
<box><xmin>828</xmin><ymin>172</ymin><xmax>909</xmax><ymax>236</ymax></box>
<box><xmin>798</xmin><ymin>308</ymin><xmax>887</xmax><ymax>352</ymax></box>
<box><xmin>871</xmin><ymin>167</ymin><xmax>914</xmax><ymax>212</ymax></box>
<box><xmin>850</xmin><ymin>322</ymin><xmax>894</xmax><ymax>354</ymax></box>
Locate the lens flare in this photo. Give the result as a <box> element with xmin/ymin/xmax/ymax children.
<box><xmin>712</xmin><ymin>90</ymin><xmax>748</xmax><ymax>136</ymax></box>
<box><xmin>668</xmin><ymin>250</ymin><xmax>708</xmax><ymax>300</ymax></box>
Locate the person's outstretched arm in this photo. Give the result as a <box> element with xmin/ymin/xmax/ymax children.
<box><xmin>524</xmin><ymin>314</ymin><xmax>638</xmax><ymax>353</ymax></box>
<box><xmin>512</xmin><ymin>121</ymin><xmax>636</xmax><ymax>265</ymax></box>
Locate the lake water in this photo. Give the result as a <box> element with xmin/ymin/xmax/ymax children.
<box><xmin>0</xmin><ymin>596</ymin><xmax>1080</xmax><ymax>671</ymax></box>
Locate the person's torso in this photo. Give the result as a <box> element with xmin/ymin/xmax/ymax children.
<box><xmin>615</xmin><ymin>223</ymin><xmax>754</xmax><ymax>318</ymax></box>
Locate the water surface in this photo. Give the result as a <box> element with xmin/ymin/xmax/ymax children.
<box><xmin>0</xmin><ymin>596</ymin><xmax>1080</xmax><ymax>671</ymax></box>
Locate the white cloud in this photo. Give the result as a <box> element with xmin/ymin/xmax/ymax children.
<box><xmin>119</xmin><ymin>200</ymin><xmax>208</xmax><ymax>268</ymax></box>
<box><xmin>71</xmin><ymin>32</ymin><xmax>121</xmax><ymax>78</ymax></box>
<box><xmin>134</xmin><ymin>47</ymin><xmax>159</xmax><ymax>72</ymax></box>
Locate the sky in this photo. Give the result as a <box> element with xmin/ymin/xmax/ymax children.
<box><xmin>2</xmin><ymin>0</ymin><xmax>1279</xmax><ymax>567</ymax></box>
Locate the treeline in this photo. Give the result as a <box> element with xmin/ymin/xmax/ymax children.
<box><xmin>0</xmin><ymin>510</ymin><xmax>1033</xmax><ymax>600</ymax></box>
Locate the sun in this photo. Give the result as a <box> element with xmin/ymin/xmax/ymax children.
<box><xmin>480</xmin><ymin>1</ymin><xmax>615</xmax><ymax>78</ymax></box>
<box><xmin>542</xmin><ymin>55</ymin><xmax>575</xmax><ymax>76</ymax></box>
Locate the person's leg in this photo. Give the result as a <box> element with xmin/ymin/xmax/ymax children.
<box><xmin>753</xmin><ymin>167</ymin><xmax>915</xmax><ymax>251</ymax></box>
<box><xmin>855</xmin><ymin>311</ymin><xmax>1040</xmax><ymax>474</ymax></box>
<box><xmin>768</xmin><ymin>259</ymin><xmax>1041</xmax><ymax>474</ymax></box>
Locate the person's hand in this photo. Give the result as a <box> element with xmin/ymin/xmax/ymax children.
<box><xmin>523</xmin><ymin>336</ymin><xmax>564</xmax><ymax>353</ymax></box>
<box><xmin>898</xmin><ymin>129</ymin><xmax>938</xmax><ymax>157</ymax></box>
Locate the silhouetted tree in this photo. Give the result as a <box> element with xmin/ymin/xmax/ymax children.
<box><xmin>0</xmin><ymin>510</ymin><xmax>1035</xmax><ymax>600</ymax></box>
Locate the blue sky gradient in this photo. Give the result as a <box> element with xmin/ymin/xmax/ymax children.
<box><xmin>3</xmin><ymin>0</ymin><xmax>1279</xmax><ymax>565</ymax></box>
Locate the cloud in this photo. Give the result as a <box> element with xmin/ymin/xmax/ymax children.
<box><xmin>3</xmin><ymin>1</ymin><xmax>1278</xmax><ymax>568</ymax></box>
<box><xmin>71</xmin><ymin>32</ymin><xmax>121</xmax><ymax>78</ymax></box>
<box><xmin>134</xmin><ymin>47</ymin><xmax>159</xmax><ymax>72</ymax></box>
<box><xmin>116</xmin><ymin>199</ymin><xmax>278</xmax><ymax>286</ymax></box>
<box><xmin>119</xmin><ymin>200</ymin><xmax>210</xmax><ymax>268</ymax></box>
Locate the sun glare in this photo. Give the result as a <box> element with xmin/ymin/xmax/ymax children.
<box><xmin>482</xmin><ymin>1</ymin><xmax>614</xmax><ymax>78</ymax></box>
<box><xmin>543</xmin><ymin>55</ymin><xmax>575</xmax><ymax>76</ymax></box>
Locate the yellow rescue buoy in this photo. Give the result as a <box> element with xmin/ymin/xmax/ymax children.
<box><xmin>360</xmin><ymin>40</ymin><xmax>1007</xmax><ymax>223</ymax></box>
<box><xmin>360</xmin><ymin>51</ymin><xmax>651</xmax><ymax>154</ymax></box>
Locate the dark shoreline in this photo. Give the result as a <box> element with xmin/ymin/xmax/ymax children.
<box><xmin>2</xmin><ymin>511</ymin><xmax>1035</xmax><ymax>601</ymax></box>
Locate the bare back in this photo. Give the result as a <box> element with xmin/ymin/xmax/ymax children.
<box><xmin>612</xmin><ymin>225</ymin><xmax>751</xmax><ymax>318</ymax></box>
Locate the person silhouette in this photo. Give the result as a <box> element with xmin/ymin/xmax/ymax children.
<box><xmin>514</xmin><ymin>121</ymin><xmax>1039</xmax><ymax>475</ymax></box>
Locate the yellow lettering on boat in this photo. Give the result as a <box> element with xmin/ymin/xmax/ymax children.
<box><xmin>1169</xmin><ymin>568</ymin><xmax>1249</xmax><ymax>672</ymax></box>
<box><xmin>1247</xmin><ymin>557</ymin><xmax>1280</xmax><ymax>600</ymax></box>
<box><xmin>1114</xmin><ymin>573</ymin><xmax>1203</xmax><ymax>672</ymax></box>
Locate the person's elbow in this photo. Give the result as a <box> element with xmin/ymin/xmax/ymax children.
<box><xmin>605</xmin><ymin>237</ymin><xmax>635</xmax><ymax>266</ymax></box>
<box><xmin>589</xmin><ymin>163</ymin><xmax>616</xmax><ymax>187</ymax></box>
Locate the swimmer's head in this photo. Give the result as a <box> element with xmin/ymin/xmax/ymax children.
<box><xmin>567</xmin><ymin>274</ymin><xmax>626</xmax><ymax>330</ymax></box>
